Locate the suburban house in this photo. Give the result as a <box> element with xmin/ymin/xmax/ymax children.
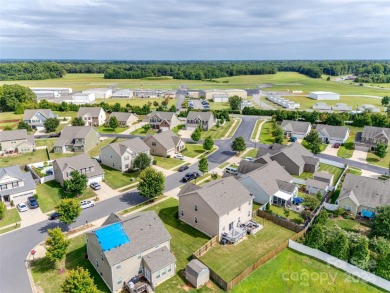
<box><xmin>0</xmin><ymin>129</ymin><xmax>35</xmax><ymax>154</ymax></box>
<box><xmin>354</xmin><ymin>126</ymin><xmax>390</xmax><ymax>151</ymax></box>
<box><xmin>53</xmin><ymin>126</ymin><xmax>100</xmax><ymax>153</ymax></box>
<box><xmin>186</xmin><ymin>112</ymin><xmax>215</xmax><ymax>131</ymax></box>
<box><xmin>178</xmin><ymin>176</ymin><xmax>253</xmax><ymax>239</ymax></box>
<box><xmin>77</xmin><ymin>107</ymin><xmax>106</xmax><ymax>126</ymax></box>
<box><xmin>108</xmin><ymin>112</ymin><xmax>138</xmax><ymax>127</ymax></box>
<box><xmin>305</xmin><ymin>179</ymin><xmax>329</xmax><ymax>196</ymax></box>
<box><xmin>23</xmin><ymin>109</ymin><xmax>57</xmax><ymax>129</ymax></box>
<box><xmin>315</xmin><ymin>125</ymin><xmax>350</xmax><ymax>144</ymax></box>
<box><xmin>238</xmin><ymin>161</ymin><xmax>298</xmax><ymax>206</ymax></box>
<box><xmin>145</xmin><ymin>112</ymin><xmax>180</xmax><ymax>130</ymax></box>
<box><xmin>256</xmin><ymin>142</ymin><xmax>320</xmax><ymax>176</ymax></box>
<box><xmin>53</xmin><ymin>153</ymin><xmax>104</xmax><ymax>186</ymax></box>
<box><xmin>86</xmin><ymin>211</ymin><xmax>176</xmax><ymax>292</ymax></box>
<box><xmin>100</xmin><ymin>138</ymin><xmax>151</xmax><ymax>172</ymax></box>
<box><xmin>0</xmin><ymin>165</ymin><xmax>36</xmax><ymax>206</ymax></box>
<box><xmin>281</xmin><ymin>120</ymin><xmax>312</xmax><ymax>139</ymax></box>
<box><xmin>144</xmin><ymin>130</ymin><xmax>185</xmax><ymax>157</ymax></box>
<box><xmin>337</xmin><ymin>173</ymin><xmax>390</xmax><ymax>216</ymax></box>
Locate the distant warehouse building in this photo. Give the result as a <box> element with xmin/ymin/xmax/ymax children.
<box><xmin>309</xmin><ymin>91</ymin><xmax>340</xmax><ymax>100</ymax></box>
<box><xmin>82</xmin><ymin>88</ymin><xmax>112</xmax><ymax>99</ymax></box>
<box><xmin>111</xmin><ymin>89</ymin><xmax>133</xmax><ymax>99</ymax></box>
<box><xmin>30</xmin><ymin>87</ymin><xmax>72</xmax><ymax>94</ymax></box>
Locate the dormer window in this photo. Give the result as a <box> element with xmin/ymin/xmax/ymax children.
<box><xmin>194</xmin><ymin>205</ymin><xmax>198</xmax><ymax>211</ymax></box>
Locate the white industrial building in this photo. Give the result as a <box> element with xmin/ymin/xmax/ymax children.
<box><xmin>240</xmin><ymin>100</ymin><xmax>252</xmax><ymax>110</ymax></box>
<box><xmin>82</xmin><ymin>88</ymin><xmax>112</xmax><ymax>99</ymax></box>
<box><xmin>204</xmin><ymin>89</ymin><xmax>247</xmax><ymax>99</ymax></box>
<box><xmin>267</xmin><ymin>95</ymin><xmax>300</xmax><ymax>109</ymax></box>
<box><xmin>312</xmin><ymin>102</ymin><xmax>331</xmax><ymax>110</ymax></box>
<box><xmin>63</xmin><ymin>93</ymin><xmax>96</xmax><ymax>105</ymax></box>
<box><xmin>332</xmin><ymin>103</ymin><xmax>352</xmax><ymax>112</ymax></box>
<box><xmin>30</xmin><ymin>87</ymin><xmax>73</xmax><ymax>94</ymax></box>
<box><xmin>309</xmin><ymin>91</ymin><xmax>340</xmax><ymax>100</ymax></box>
<box><xmin>357</xmin><ymin>104</ymin><xmax>380</xmax><ymax>113</ymax></box>
<box><xmin>212</xmin><ymin>94</ymin><xmax>229</xmax><ymax>103</ymax></box>
<box><xmin>111</xmin><ymin>89</ymin><xmax>134</xmax><ymax>99</ymax></box>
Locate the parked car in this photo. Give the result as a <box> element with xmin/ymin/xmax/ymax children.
<box><xmin>80</xmin><ymin>200</ymin><xmax>95</xmax><ymax>209</ymax></box>
<box><xmin>244</xmin><ymin>157</ymin><xmax>255</xmax><ymax>162</ymax></box>
<box><xmin>333</xmin><ymin>143</ymin><xmax>340</xmax><ymax>148</ymax></box>
<box><xmin>182</xmin><ymin>172</ymin><xmax>200</xmax><ymax>182</ymax></box>
<box><xmin>48</xmin><ymin>212</ymin><xmax>61</xmax><ymax>220</ymax></box>
<box><xmin>225</xmin><ymin>166</ymin><xmax>238</xmax><ymax>175</ymax></box>
<box><xmin>17</xmin><ymin>202</ymin><xmax>28</xmax><ymax>212</ymax></box>
<box><xmin>49</xmin><ymin>133</ymin><xmax>60</xmax><ymax>138</ymax></box>
<box><xmin>290</xmin><ymin>136</ymin><xmax>297</xmax><ymax>142</ymax></box>
<box><xmin>27</xmin><ymin>196</ymin><xmax>39</xmax><ymax>209</ymax></box>
<box><xmin>90</xmin><ymin>182</ymin><xmax>101</xmax><ymax>190</ymax></box>
<box><xmin>178</xmin><ymin>165</ymin><xmax>189</xmax><ymax>172</ymax></box>
<box><xmin>46</xmin><ymin>169</ymin><xmax>54</xmax><ymax>175</ymax></box>
<box><xmin>174</xmin><ymin>154</ymin><xmax>184</xmax><ymax>160</ymax></box>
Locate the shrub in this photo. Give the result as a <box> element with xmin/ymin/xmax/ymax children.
<box><xmin>152</xmin><ymin>159</ymin><xmax>157</xmax><ymax>165</ymax></box>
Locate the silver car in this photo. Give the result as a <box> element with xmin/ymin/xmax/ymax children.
<box><xmin>80</xmin><ymin>200</ymin><xmax>95</xmax><ymax>209</ymax></box>
<box><xmin>17</xmin><ymin>202</ymin><xmax>28</xmax><ymax>212</ymax></box>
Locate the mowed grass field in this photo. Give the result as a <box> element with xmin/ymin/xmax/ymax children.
<box><xmin>1</xmin><ymin>72</ymin><xmax>390</xmax><ymax>96</ymax></box>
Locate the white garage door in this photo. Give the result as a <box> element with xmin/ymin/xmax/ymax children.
<box><xmin>12</xmin><ymin>192</ymin><xmax>34</xmax><ymax>205</ymax></box>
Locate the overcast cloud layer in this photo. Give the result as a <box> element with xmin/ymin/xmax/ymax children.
<box><xmin>0</xmin><ymin>0</ymin><xmax>389</xmax><ymax>60</ymax></box>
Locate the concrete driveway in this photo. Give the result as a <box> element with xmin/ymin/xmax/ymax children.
<box><xmin>93</xmin><ymin>182</ymin><xmax>120</xmax><ymax>200</ymax></box>
<box><xmin>322</xmin><ymin>144</ymin><xmax>339</xmax><ymax>156</ymax></box>
<box><xmin>178</xmin><ymin>129</ymin><xmax>193</xmax><ymax>139</ymax></box>
<box><xmin>19</xmin><ymin>207</ymin><xmax>47</xmax><ymax>228</ymax></box>
<box><xmin>350</xmin><ymin>149</ymin><xmax>368</xmax><ymax>163</ymax></box>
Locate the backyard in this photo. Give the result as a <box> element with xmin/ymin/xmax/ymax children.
<box><xmin>230</xmin><ymin>249</ymin><xmax>385</xmax><ymax>293</ymax></box>
<box><xmin>96</xmin><ymin>125</ymin><xmax>128</xmax><ymax>134</ymax></box>
<box><xmin>200</xmin><ymin>218</ymin><xmax>295</xmax><ymax>281</ymax></box>
<box><xmin>270</xmin><ymin>205</ymin><xmax>303</xmax><ymax>224</ymax></box>
<box><xmin>296</xmin><ymin>163</ymin><xmax>344</xmax><ymax>183</ymax></box>
<box><xmin>130</xmin><ymin>127</ymin><xmax>157</xmax><ymax>136</ymax></box>
<box><xmin>0</xmin><ymin>149</ymin><xmax>49</xmax><ymax>168</ymax></box>
<box><xmin>36</xmin><ymin>181</ymin><xmax>97</xmax><ymax>213</ymax></box>
<box><xmin>259</xmin><ymin>121</ymin><xmax>289</xmax><ymax>144</ymax></box>
<box><xmin>325</xmin><ymin>217</ymin><xmax>370</xmax><ymax>234</ymax></box>
<box><xmin>101</xmin><ymin>164</ymin><xmax>139</xmax><ymax>190</ymax></box>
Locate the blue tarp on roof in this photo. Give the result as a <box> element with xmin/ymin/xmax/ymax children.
<box><xmin>361</xmin><ymin>209</ymin><xmax>375</xmax><ymax>218</ymax></box>
<box><xmin>95</xmin><ymin>222</ymin><xmax>130</xmax><ymax>251</ymax></box>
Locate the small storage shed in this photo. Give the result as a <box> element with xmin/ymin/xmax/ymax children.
<box><xmin>185</xmin><ymin>259</ymin><xmax>210</xmax><ymax>288</ymax></box>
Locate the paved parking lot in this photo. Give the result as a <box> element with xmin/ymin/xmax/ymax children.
<box><xmin>189</xmin><ymin>99</ymin><xmax>207</xmax><ymax>110</ymax></box>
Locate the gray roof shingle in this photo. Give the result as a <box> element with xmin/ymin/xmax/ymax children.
<box><xmin>0</xmin><ymin>165</ymin><xmax>36</xmax><ymax>197</ymax></box>
<box><xmin>144</xmin><ymin>130</ymin><xmax>182</xmax><ymax>151</ymax></box>
<box><xmin>101</xmin><ymin>138</ymin><xmax>149</xmax><ymax>156</ymax></box>
<box><xmin>23</xmin><ymin>109</ymin><xmax>55</xmax><ymax>120</ymax></box>
<box><xmin>142</xmin><ymin>246</ymin><xmax>176</xmax><ymax>273</ymax></box>
<box><xmin>361</xmin><ymin>126</ymin><xmax>390</xmax><ymax>140</ymax></box>
<box><xmin>53</xmin><ymin>153</ymin><xmax>104</xmax><ymax>177</ymax></box>
<box><xmin>186</xmin><ymin>259</ymin><xmax>209</xmax><ymax>277</ymax></box>
<box><xmin>315</xmin><ymin>125</ymin><xmax>349</xmax><ymax>140</ymax></box>
<box><xmin>187</xmin><ymin>111</ymin><xmax>214</xmax><ymax>122</ymax></box>
<box><xmin>77</xmin><ymin>107</ymin><xmax>104</xmax><ymax>117</ymax></box>
<box><xmin>53</xmin><ymin>126</ymin><xmax>99</xmax><ymax>147</ymax></box>
<box><xmin>306</xmin><ymin>178</ymin><xmax>329</xmax><ymax>190</ymax></box>
<box><xmin>148</xmin><ymin>111</ymin><xmax>177</xmax><ymax>121</ymax></box>
<box><xmin>281</xmin><ymin>120</ymin><xmax>311</xmax><ymax>133</ymax></box>
<box><xmin>109</xmin><ymin>112</ymin><xmax>137</xmax><ymax>122</ymax></box>
<box><xmin>0</xmin><ymin>129</ymin><xmax>28</xmax><ymax>142</ymax></box>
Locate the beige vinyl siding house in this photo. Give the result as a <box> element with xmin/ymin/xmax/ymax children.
<box><xmin>53</xmin><ymin>153</ymin><xmax>104</xmax><ymax>186</ymax></box>
<box><xmin>144</xmin><ymin>130</ymin><xmax>185</xmax><ymax>157</ymax></box>
<box><xmin>145</xmin><ymin>112</ymin><xmax>181</xmax><ymax>130</ymax></box>
<box><xmin>0</xmin><ymin>165</ymin><xmax>36</xmax><ymax>205</ymax></box>
<box><xmin>77</xmin><ymin>107</ymin><xmax>106</xmax><ymax>126</ymax></box>
<box><xmin>86</xmin><ymin>211</ymin><xmax>176</xmax><ymax>292</ymax></box>
<box><xmin>0</xmin><ymin>129</ymin><xmax>35</xmax><ymax>154</ymax></box>
<box><xmin>186</xmin><ymin>112</ymin><xmax>215</xmax><ymax>131</ymax></box>
<box><xmin>100</xmin><ymin>138</ymin><xmax>151</xmax><ymax>172</ymax></box>
<box><xmin>53</xmin><ymin>126</ymin><xmax>100</xmax><ymax>153</ymax></box>
<box><xmin>178</xmin><ymin>176</ymin><xmax>253</xmax><ymax>239</ymax></box>
<box><xmin>108</xmin><ymin>112</ymin><xmax>138</xmax><ymax>127</ymax></box>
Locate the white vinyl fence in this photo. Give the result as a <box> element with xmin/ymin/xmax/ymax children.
<box><xmin>319</xmin><ymin>158</ymin><xmax>345</xmax><ymax>169</ymax></box>
<box><xmin>288</xmin><ymin>240</ymin><xmax>390</xmax><ymax>291</ymax></box>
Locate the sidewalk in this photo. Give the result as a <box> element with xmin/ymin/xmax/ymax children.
<box><xmin>221</xmin><ymin>118</ymin><xmax>241</xmax><ymax>140</ymax></box>
<box><xmin>250</xmin><ymin>119</ymin><xmax>266</xmax><ymax>142</ymax></box>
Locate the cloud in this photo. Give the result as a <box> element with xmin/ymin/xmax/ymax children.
<box><xmin>0</xmin><ymin>0</ymin><xmax>389</xmax><ymax>59</ymax></box>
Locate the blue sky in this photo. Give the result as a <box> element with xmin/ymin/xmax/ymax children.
<box><xmin>0</xmin><ymin>0</ymin><xmax>389</xmax><ymax>60</ymax></box>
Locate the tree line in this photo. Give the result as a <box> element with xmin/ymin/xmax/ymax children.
<box><xmin>1</xmin><ymin>60</ymin><xmax>389</xmax><ymax>81</ymax></box>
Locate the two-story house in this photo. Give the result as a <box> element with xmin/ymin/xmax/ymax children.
<box><xmin>53</xmin><ymin>126</ymin><xmax>100</xmax><ymax>153</ymax></box>
<box><xmin>86</xmin><ymin>211</ymin><xmax>176</xmax><ymax>292</ymax></box>
<box><xmin>100</xmin><ymin>138</ymin><xmax>151</xmax><ymax>172</ymax></box>
<box><xmin>178</xmin><ymin>176</ymin><xmax>253</xmax><ymax>239</ymax></box>
<box><xmin>281</xmin><ymin>120</ymin><xmax>312</xmax><ymax>139</ymax></box>
<box><xmin>354</xmin><ymin>126</ymin><xmax>390</xmax><ymax>151</ymax></box>
<box><xmin>0</xmin><ymin>165</ymin><xmax>36</xmax><ymax>205</ymax></box>
<box><xmin>0</xmin><ymin>129</ymin><xmax>35</xmax><ymax>154</ymax></box>
<box><xmin>107</xmin><ymin>112</ymin><xmax>138</xmax><ymax>127</ymax></box>
<box><xmin>77</xmin><ymin>107</ymin><xmax>106</xmax><ymax>126</ymax></box>
<box><xmin>145</xmin><ymin>112</ymin><xmax>180</xmax><ymax>130</ymax></box>
<box><xmin>144</xmin><ymin>130</ymin><xmax>185</xmax><ymax>157</ymax></box>
<box><xmin>53</xmin><ymin>153</ymin><xmax>104</xmax><ymax>186</ymax></box>
<box><xmin>23</xmin><ymin>109</ymin><xmax>57</xmax><ymax>129</ymax></box>
<box><xmin>186</xmin><ymin>112</ymin><xmax>215</xmax><ymax>131</ymax></box>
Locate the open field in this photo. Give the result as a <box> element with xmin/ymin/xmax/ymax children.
<box><xmin>230</xmin><ymin>248</ymin><xmax>385</xmax><ymax>293</ymax></box>
<box><xmin>2</xmin><ymin>72</ymin><xmax>389</xmax><ymax>96</ymax></box>
<box><xmin>0</xmin><ymin>150</ymin><xmax>49</xmax><ymax>168</ymax></box>
<box><xmin>200</xmin><ymin>218</ymin><xmax>295</xmax><ymax>281</ymax></box>
<box><xmin>36</xmin><ymin>181</ymin><xmax>97</xmax><ymax>213</ymax></box>
<box><xmin>0</xmin><ymin>208</ymin><xmax>21</xmax><ymax>228</ymax></box>
<box><xmin>337</xmin><ymin>126</ymin><xmax>362</xmax><ymax>158</ymax></box>
<box><xmin>95</xmin><ymin>97</ymin><xmax>176</xmax><ymax>108</ymax></box>
<box><xmin>101</xmin><ymin>165</ymin><xmax>140</xmax><ymax>190</ymax></box>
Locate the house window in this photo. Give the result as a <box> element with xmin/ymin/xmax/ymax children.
<box><xmin>194</xmin><ymin>205</ymin><xmax>198</xmax><ymax>211</ymax></box>
<box><xmin>248</xmin><ymin>211</ymin><xmax>251</xmax><ymax>217</ymax></box>
<box><xmin>0</xmin><ymin>184</ymin><xmax>8</xmax><ymax>190</ymax></box>
<box><xmin>162</xmin><ymin>267</ymin><xmax>166</xmax><ymax>275</ymax></box>
<box><xmin>125</xmin><ymin>164</ymin><xmax>129</xmax><ymax>169</ymax></box>
<box><xmin>167</xmin><ymin>265</ymin><xmax>171</xmax><ymax>272</ymax></box>
<box><xmin>156</xmin><ymin>271</ymin><xmax>160</xmax><ymax>278</ymax></box>
<box><xmin>117</xmin><ymin>277</ymin><xmax>122</xmax><ymax>285</ymax></box>
<box><xmin>194</xmin><ymin>217</ymin><xmax>198</xmax><ymax>224</ymax></box>
<box><xmin>101</xmin><ymin>251</ymin><xmax>104</xmax><ymax>261</ymax></box>
<box><xmin>137</xmin><ymin>253</ymin><xmax>142</xmax><ymax>259</ymax></box>
<box><xmin>238</xmin><ymin>217</ymin><xmax>241</xmax><ymax>223</ymax></box>
<box><xmin>138</xmin><ymin>267</ymin><xmax>143</xmax><ymax>274</ymax></box>
<box><xmin>180</xmin><ymin>210</ymin><xmax>184</xmax><ymax>216</ymax></box>
<box><xmin>96</xmin><ymin>260</ymin><xmax>99</xmax><ymax>267</ymax></box>
<box><xmin>343</xmin><ymin>205</ymin><xmax>352</xmax><ymax>211</ymax></box>
<box><xmin>124</xmin><ymin>156</ymin><xmax>129</xmax><ymax>160</ymax></box>
<box><xmin>116</xmin><ymin>265</ymin><xmax>121</xmax><ymax>270</ymax></box>
<box><xmin>238</xmin><ymin>206</ymin><xmax>241</xmax><ymax>211</ymax></box>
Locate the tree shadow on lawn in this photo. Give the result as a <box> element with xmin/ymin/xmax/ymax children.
<box><xmin>366</xmin><ymin>157</ymin><xmax>380</xmax><ymax>163</ymax></box>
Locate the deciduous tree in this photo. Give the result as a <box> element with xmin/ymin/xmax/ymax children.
<box><xmin>203</xmin><ymin>136</ymin><xmax>214</xmax><ymax>151</ymax></box>
<box><xmin>61</xmin><ymin>267</ymin><xmax>98</xmax><ymax>293</ymax></box>
<box><xmin>228</xmin><ymin>95</ymin><xmax>242</xmax><ymax>111</ymax></box>
<box><xmin>306</xmin><ymin>224</ymin><xmax>325</xmax><ymax>249</ymax></box>
<box><xmin>198</xmin><ymin>157</ymin><xmax>208</xmax><ymax>174</ymax></box>
<box><xmin>17</xmin><ymin>121</ymin><xmax>32</xmax><ymax>132</ymax></box>
<box><xmin>375</xmin><ymin>142</ymin><xmax>388</xmax><ymax>159</ymax></box>
<box><xmin>55</xmin><ymin>199</ymin><xmax>82</xmax><ymax>226</ymax></box>
<box><xmin>231</xmin><ymin>136</ymin><xmax>246</xmax><ymax>152</ymax></box>
<box><xmin>370</xmin><ymin>205</ymin><xmax>390</xmax><ymax>240</ymax></box>
<box><xmin>63</xmin><ymin>171</ymin><xmax>87</xmax><ymax>194</ymax></box>
<box><xmin>138</xmin><ymin>167</ymin><xmax>165</xmax><ymax>199</ymax></box>
<box><xmin>133</xmin><ymin>153</ymin><xmax>151</xmax><ymax>171</ymax></box>
<box><xmin>45</xmin><ymin>227</ymin><xmax>69</xmax><ymax>270</ymax></box>
<box><xmin>108</xmin><ymin>116</ymin><xmax>119</xmax><ymax>130</ymax></box>
<box><xmin>71</xmin><ymin>117</ymin><xmax>85</xmax><ymax>126</ymax></box>
<box><xmin>44</xmin><ymin>117</ymin><xmax>60</xmax><ymax>133</ymax></box>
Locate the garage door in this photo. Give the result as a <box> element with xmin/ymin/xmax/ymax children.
<box><xmin>354</xmin><ymin>145</ymin><xmax>369</xmax><ymax>152</ymax></box>
<box><xmin>12</xmin><ymin>192</ymin><xmax>34</xmax><ymax>205</ymax></box>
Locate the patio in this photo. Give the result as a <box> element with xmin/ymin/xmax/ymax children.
<box><xmin>221</xmin><ymin>220</ymin><xmax>263</xmax><ymax>244</ymax></box>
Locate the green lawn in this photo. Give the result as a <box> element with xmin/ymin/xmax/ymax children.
<box><xmin>325</xmin><ymin>218</ymin><xmax>369</xmax><ymax>233</ymax></box>
<box><xmin>181</xmin><ymin>143</ymin><xmax>205</xmax><ymax>158</ymax></box>
<box><xmin>366</xmin><ymin>151</ymin><xmax>390</xmax><ymax>168</ymax></box>
<box><xmin>154</xmin><ymin>156</ymin><xmax>184</xmax><ymax>170</ymax></box>
<box><xmin>200</xmin><ymin>119</ymin><xmax>235</xmax><ymax>139</ymax></box>
<box><xmin>31</xmin><ymin>234</ymin><xmax>110</xmax><ymax>293</ymax></box>
<box><xmin>101</xmin><ymin>165</ymin><xmax>140</xmax><ymax>190</ymax></box>
<box><xmin>0</xmin><ymin>149</ymin><xmax>49</xmax><ymax>168</ymax></box>
<box><xmin>218</xmin><ymin>161</ymin><xmax>230</xmax><ymax>169</ymax></box>
<box><xmin>241</xmin><ymin>148</ymin><xmax>258</xmax><ymax>159</ymax></box>
<box><xmin>0</xmin><ymin>208</ymin><xmax>21</xmax><ymax>228</ymax></box>
<box><xmin>0</xmin><ymin>112</ymin><xmax>23</xmax><ymax>121</ymax></box>
<box><xmin>96</xmin><ymin>125</ymin><xmax>128</xmax><ymax>134</ymax></box>
<box><xmin>208</xmin><ymin>101</ymin><xmax>230</xmax><ymax>110</ymax></box>
<box><xmin>36</xmin><ymin>181</ymin><xmax>97</xmax><ymax>213</ymax></box>
<box><xmin>301</xmin><ymin>140</ymin><xmax>327</xmax><ymax>153</ymax></box>
<box><xmin>259</xmin><ymin>121</ymin><xmax>275</xmax><ymax>144</ymax></box>
<box><xmin>251</xmin><ymin>119</ymin><xmax>263</xmax><ymax>140</ymax></box>
<box><xmin>270</xmin><ymin>205</ymin><xmax>303</xmax><ymax>222</ymax></box>
<box><xmin>225</xmin><ymin>118</ymin><xmax>241</xmax><ymax>138</ymax></box>
<box><xmin>87</xmin><ymin>137</ymin><xmax>125</xmax><ymax>157</ymax></box>
<box><xmin>53</xmin><ymin>111</ymin><xmax>79</xmax><ymax>119</ymax></box>
<box><xmin>337</xmin><ymin>126</ymin><xmax>362</xmax><ymax>158</ymax></box>
<box><xmin>296</xmin><ymin>163</ymin><xmax>343</xmax><ymax>183</ymax></box>
<box><xmin>172</xmin><ymin>124</ymin><xmax>185</xmax><ymax>135</ymax></box>
<box><xmin>200</xmin><ymin>218</ymin><xmax>295</xmax><ymax>281</ymax></box>
<box><xmin>130</xmin><ymin>127</ymin><xmax>157</xmax><ymax>136</ymax></box>
<box><xmin>35</xmin><ymin>138</ymin><xmax>57</xmax><ymax>151</ymax></box>
<box><xmin>95</xmin><ymin>98</ymin><xmax>176</xmax><ymax>109</ymax></box>
<box><xmin>119</xmin><ymin>195</ymin><xmax>167</xmax><ymax>215</ymax></box>
<box><xmin>230</xmin><ymin>249</ymin><xmax>385</xmax><ymax>293</ymax></box>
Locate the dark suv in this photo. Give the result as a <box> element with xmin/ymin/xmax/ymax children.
<box><xmin>27</xmin><ymin>196</ymin><xmax>39</xmax><ymax>209</ymax></box>
<box><xmin>182</xmin><ymin>172</ymin><xmax>200</xmax><ymax>182</ymax></box>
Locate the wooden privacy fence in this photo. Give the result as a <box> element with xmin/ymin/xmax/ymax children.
<box><xmin>192</xmin><ymin>236</ymin><xmax>218</xmax><ymax>258</ymax></box>
<box><xmin>256</xmin><ymin>210</ymin><xmax>304</xmax><ymax>233</ymax></box>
